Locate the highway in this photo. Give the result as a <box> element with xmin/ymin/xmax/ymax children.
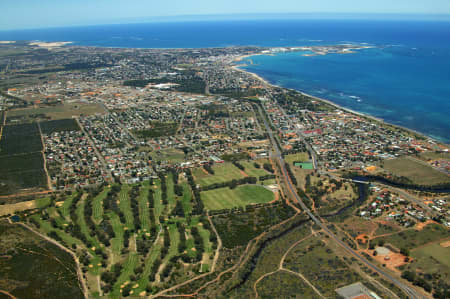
<box><xmin>256</xmin><ymin>105</ymin><xmax>426</xmax><ymax>299</ymax></box>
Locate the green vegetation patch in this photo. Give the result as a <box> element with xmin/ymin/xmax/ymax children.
<box><xmin>256</xmin><ymin>271</ymin><xmax>317</xmax><ymax>298</ymax></box>
<box><xmin>201</xmin><ymin>185</ymin><xmax>274</xmax><ymax>210</ymax></box>
<box><xmin>412</xmin><ymin>241</ymin><xmax>450</xmax><ymax>268</ymax></box>
<box><xmin>212</xmin><ymin>202</ymin><xmax>296</xmax><ymax>248</ymax></box>
<box><xmin>134</xmin><ymin>121</ymin><xmax>178</xmax><ymax>139</ymax></box>
<box><xmin>374</xmin><ymin>224</ymin><xmax>450</xmax><ymax>251</ymax></box>
<box><xmin>284</xmin><ymin>235</ymin><xmax>364</xmax><ymax>297</ymax></box>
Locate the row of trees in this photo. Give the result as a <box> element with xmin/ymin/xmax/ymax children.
<box><xmin>200</xmin><ymin>176</ymin><xmax>258</xmax><ymax>192</ymax></box>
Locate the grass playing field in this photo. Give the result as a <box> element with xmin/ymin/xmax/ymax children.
<box><xmin>193</xmin><ymin>162</ymin><xmax>245</xmax><ymax>187</ymax></box>
<box><xmin>201</xmin><ymin>185</ymin><xmax>274</xmax><ymax>210</ymax></box>
<box><xmin>284</xmin><ymin>152</ymin><xmax>309</xmax><ymax>165</ymax></box>
<box><xmin>240</xmin><ymin>161</ymin><xmax>270</xmax><ymax>177</ymax></box>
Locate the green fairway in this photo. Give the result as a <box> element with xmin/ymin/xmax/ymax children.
<box><xmin>109</xmin><ymin>212</ymin><xmax>124</xmax><ymax>255</ymax></box>
<box><xmin>111</xmin><ymin>253</ymin><xmax>139</xmax><ymax>298</ymax></box>
<box><xmin>59</xmin><ymin>192</ymin><xmax>78</xmax><ymax>219</ymax></box>
<box><xmin>138</xmin><ymin>183</ymin><xmax>151</xmax><ymax>232</ymax></box>
<box><xmin>201</xmin><ymin>185</ymin><xmax>274</xmax><ymax>210</ymax></box>
<box><xmin>118</xmin><ymin>185</ymin><xmax>134</xmax><ymax>230</ymax></box>
<box><xmin>92</xmin><ymin>187</ymin><xmax>109</xmax><ymax>223</ymax></box>
<box><xmin>193</xmin><ymin>162</ymin><xmax>245</xmax><ymax>187</ymax></box>
<box><xmin>153</xmin><ymin>180</ymin><xmax>163</xmax><ymax>223</ymax></box>
<box><xmin>135</xmin><ymin>243</ymin><xmax>162</xmax><ymax>294</ymax></box>
<box><xmin>181</xmin><ymin>182</ymin><xmax>193</xmax><ymax>215</ymax></box>
<box><xmin>167</xmin><ymin>173</ymin><xmax>176</xmax><ymax>207</ymax></box>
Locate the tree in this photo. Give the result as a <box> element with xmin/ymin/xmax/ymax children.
<box><xmin>400</xmin><ymin>247</ymin><xmax>410</xmax><ymax>256</ymax></box>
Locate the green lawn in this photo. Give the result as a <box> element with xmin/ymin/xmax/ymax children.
<box><xmin>193</xmin><ymin>162</ymin><xmax>245</xmax><ymax>187</ymax></box>
<box><xmin>240</xmin><ymin>161</ymin><xmax>270</xmax><ymax>177</ymax></box>
<box><xmin>201</xmin><ymin>185</ymin><xmax>274</xmax><ymax>210</ymax></box>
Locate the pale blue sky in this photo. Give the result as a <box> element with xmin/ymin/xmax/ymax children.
<box><xmin>1</xmin><ymin>0</ymin><xmax>450</xmax><ymax>30</ymax></box>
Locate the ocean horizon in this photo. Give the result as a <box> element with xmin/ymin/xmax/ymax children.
<box><xmin>1</xmin><ymin>18</ymin><xmax>449</xmax><ymax>143</ymax></box>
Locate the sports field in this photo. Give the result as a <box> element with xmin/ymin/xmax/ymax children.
<box><xmin>285</xmin><ymin>152</ymin><xmax>309</xmax><ymax>165</ymax></box>
<box><xmin>201</xmin><ymin>185</ymin><xmax>274</xmax><ymax>210</ymax></box>
<box><xmin>193</xmin><ymin>162</ymin><xmax>245</xmax><ymax>187</ymax></box>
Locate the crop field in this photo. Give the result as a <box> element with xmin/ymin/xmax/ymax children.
<box><xmin>0</xmin><ymin>123</ymin><xmax>42</xmax><ymax>155</ymax></box>
<box><xmin>0</xmin><ymin>152</ymin><xmax>47</xmax><ymax>195</ymax></box>
<box><xmin>193</xmin><ymin>162</ymin><xmax>245</xmax><ymax>187</ymax></box>
<box><xmin>40</xmin><ymin>118</ymin><xmax>80</xmax><ymax>134</ymax></box>
<box><xmin>381</xmin><ymin>156</ymin><xmax>450</xmax><ymax>185</ymax></box>
<box><xmin>0</xmin><ymin>122</ymin><xmax>47</xmax><ymax>194</ymax></box>
<box><xmin>25</xmin><ymin>175</ymin><xmax>218</xmax><ymax>298</ymax></box>
<box><xmin>0</xmin><ymin>222</ymin><xmax>84</xmax><ymax>299</ymax></box>
<box><xmin>201</xmin><ymin>185</ymin><xmax>274</xmax><ymax>210</ymax></box>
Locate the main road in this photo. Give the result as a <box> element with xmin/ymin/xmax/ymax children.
<box><xmin>256</xmin><ymin>105</ymin><xmax>426</xmax><ymax>299</ymax></box>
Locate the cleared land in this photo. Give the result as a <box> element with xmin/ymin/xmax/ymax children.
<box><xmin>373</xmin><ymin>223</ymin><xmax>450</xmax><ymax>250</ymax></box>
<box><xmin>381</xmin><ymin>156</ymin><xmax>450</xmax><ymax>185</ymax></box>
<box><xmin>6</xmin><ymin>102</ymin><xmax>106</xmax><ymax>122</ymax></box>
<box><xmin>201</xmin><ymin>185</ymin><xmax>274</xmax><ymax>210</ymax></box>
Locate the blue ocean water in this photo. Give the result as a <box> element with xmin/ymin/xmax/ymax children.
<box><xmin>1</xmin><ymin>19</ymin><xmax>449</xmax><ymax>142</ymax></box>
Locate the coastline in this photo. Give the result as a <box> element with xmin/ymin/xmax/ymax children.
<box><xmin>231</xmin><ymin>58</ymin><xmax>449</xmax><ymax>147</ymax></box>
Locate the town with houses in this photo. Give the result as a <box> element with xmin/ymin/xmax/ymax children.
<box><xmin>0</xmin><ymin>41</ymin><xmax>449</xmax><ymax>299</ymax></box>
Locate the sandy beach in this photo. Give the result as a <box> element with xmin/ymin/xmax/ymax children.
<box><xmin>29</xmin><ymin>41</ymin><xmax>72</xmax><ymax>48</ymax></box>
